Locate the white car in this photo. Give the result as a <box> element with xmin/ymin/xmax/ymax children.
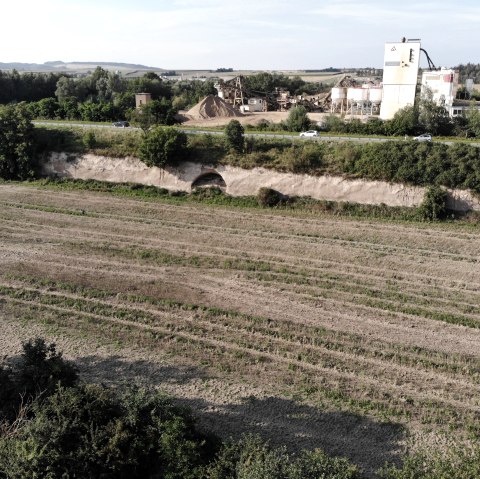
<box><xmin>299</xmin><ymin>130</ymin><xmax>319</xmax><ymax>137</ymax></box>
<box><xmin>112</xmin><ymin>121</ymin><xmax>130</xmax><ymax>128</ymax></box>
<box><xmin>413</xmin><ymin>133</ymin><xmax>432</xmax><ymax>142</ymax></box>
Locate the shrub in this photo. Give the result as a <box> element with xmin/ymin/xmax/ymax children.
<box><xmin>205</xmin><ymin>435</ymin><xmax>360</xmax><ymax>479</ymax></box>
<box><xmin>140</xmin><ymin>126</ymin><xmax>188</xmax><ymax>168</ymax></box>
<box><xmin>0</xmin><ymin>384</ymin><xmax>215</xmax><ymax>479</ymax></box>
<box><xmin>16</xmin><ymin>338</ymin><xmax>79</xmax><ymax>399</ymax></box>
<box><xmin>286</xmin><ymin>106</ymin><xmax>311</xmax><ymax>132</ymax></box>
<box><xmin>286</xmin><ymin>144</ymin><xmax>324</xmax><ymax>173</ymax></box>
<box><xmin>0</xmin><ymin>104</ymin><xmax>35</xmax><ymax>180</ymax></box>
<box><xmin>380</xmin><ymin>444</ymin><xmax>480</xmax><ymax>479</ymax></box>
<box><xmin>418</xmin><ymin>186</ymin><xmax>448</xmax><ymax>221</ymax></box>
<box><xmin>82</xmin><ymin>130</ymin><xmax>97</xmax><ymax>149</ymax></box>
<box><xmin>225</xmin><ymin>120</ymin><xmax>245</xmax><ymax>153</ymax></box>
<box><xmin>0</xmin><ymin>367</ymin><xmax>16</xmax><ymax>421</ymax></box>
<box><xmin>257</xmin><ymin>187</ymin><xmax>282</xmax><ymax>207</ymax></box>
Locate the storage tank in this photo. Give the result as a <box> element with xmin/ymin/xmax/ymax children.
<box><xmin>466</xmin><ymin>79</ymin><xmax>474</xmax><ymax>94</ymax></box>
<box><xmin>369</xmin><ymin>88</ymin><xmax>383</xmax><ymax>104</ymax></box>
<box><xmin>331</xmin><ymin>87</ymin><xmax>347</xmax><ymax>100</ymax></box>
<box><xmin>347</xmin><ymin>88</ymin><xmax>368</xmax><ymax>102</ymax></box>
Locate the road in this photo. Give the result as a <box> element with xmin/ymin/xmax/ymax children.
<box><xmin>32</xmin><ymin>121</ymin><xmax>474</xmax><ymax>146</ymax></box>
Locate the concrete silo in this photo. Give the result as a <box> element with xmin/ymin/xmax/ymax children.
<box><xmin>380</xmin><ymin>39</ymin><xmax>421</xmax><ymax>120</ymax></box>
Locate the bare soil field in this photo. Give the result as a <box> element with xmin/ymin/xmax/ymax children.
<box><xmin>181</xmin><ymin>111</ymin><xmax>328</xmax><ymax>127</ymax></box>
<box><xmin>1</xmin><ymin>184</ymin><xmax>480</xmax><ymax>475</ymax></box>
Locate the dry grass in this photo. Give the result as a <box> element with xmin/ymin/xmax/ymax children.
<box><xmin>1</xmin><ymin>184</ymin><xmax>480</xmax><ymax>475</ymax></box>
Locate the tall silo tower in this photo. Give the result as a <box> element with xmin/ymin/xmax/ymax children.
<box><xmin>380</xmin><ymin>38</ymin><xmax>421</xmax><ymax>120</ymax></box>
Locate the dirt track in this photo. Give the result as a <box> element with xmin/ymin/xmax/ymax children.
<box><xmin>1</xmin><ymin>184</ymin><xmax>480</xmax><ymax>475</ymax></box>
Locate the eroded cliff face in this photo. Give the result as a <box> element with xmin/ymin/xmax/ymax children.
<box><xmin>43</xmin><ymin>152</ymin><xmax>480</xmax><ymax>212</ymax></box>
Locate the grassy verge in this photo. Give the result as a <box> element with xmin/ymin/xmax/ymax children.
<box><xmin>16</xmin><ymin>178</ymin><xmax>480</xmax><ymax>226</ymax></box>
<box><xmin>32</xmin><ymin>124</ymin><xmax>480</xmax><ymax>195</ymax></box>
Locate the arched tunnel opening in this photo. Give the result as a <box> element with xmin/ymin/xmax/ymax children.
<box><xmin>191</xmin><ymin>172</ymin><xmax>226</xmax><ymax>190</ymax></box>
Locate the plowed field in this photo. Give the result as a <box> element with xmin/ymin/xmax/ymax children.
<box><xmin>1</xmin><ymin>184</ymin><xmax>480</xmax><ymax>475</ymax></box>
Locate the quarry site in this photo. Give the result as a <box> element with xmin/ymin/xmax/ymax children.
<box><xmin>170</xmin><ymin>38</ymin><xmax>480</xmax><ymax>128</ymax></box>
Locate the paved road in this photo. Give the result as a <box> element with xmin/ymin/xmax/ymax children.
<box><xmin>32</xmin><ymin>121</ymin><xmax>476</xmax><ymax>146</ymax></box>
<box><xmin>32</xmin><ymin>121</ymin><xmax>393</xmax><ymax>143</ymax></box>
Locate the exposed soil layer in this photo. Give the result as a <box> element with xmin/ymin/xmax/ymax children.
<box><xmin>185</xmin><ymin>95</ymin><xmax>244</xmax><ymax>120</ymax></box>
<box><xmin>2</xmin><ymin>184</ymin><xmax>480</xmax><ymax>476</ymax></box>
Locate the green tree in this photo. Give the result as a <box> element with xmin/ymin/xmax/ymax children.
<box><xmin>36</xmin><ymin>97</ymin><xmax>60</xmax><ymax>119</ymax></box>
<box><xmin>323</xmin><ymin>114</ymin><xmax>347</xmax><ymax>133</ymax></box>
<box><xmin>418</xmin><ymin>99</ymin><xmax>452</xmax><ymax>136</ymax></box>
<box><xmin>385</xmin><ymin>105</ymin><xmax>419</xmax><ymax>136</ymax></box>
<box><xmin>286</xmin><ymin>106</ymin><xmax>311</xmax><ymax>132</ymax></box>
<box><xmin>224</xmin><ymin>119</ymin><xmax>245</xmax><ymax>153</ymax></box>
<box><xmin>140</xmin><ymin>126</ymin><xmax>188</xmax><ymax>168</ymax></box>
<box><xmin>465</xmin><ymin>108</ymin><xmax>480</xmax><ymax>137</ymax></box>
<box><xmin>417</xmin><ymin>87</ymin><xmax>453</xmax><ymax>136</ymax></box>
<box><xmin>0</xmin><ymin>104</ymin><xmax>35</xmax><ymax>180</ymax></box>
<box><xmin>55</xmin><ymin>76</ymin><xmax>78</xmax><ymax>102</ymax></box>
<box><xmin>59</xmin><ymin>96</ymin><xmax>80</xmax><ymax>120</ymax></box>
<box><xmin>131</xmin><ymin>99</ymin><xmax>176</xmax><ymax>132</ymax></box>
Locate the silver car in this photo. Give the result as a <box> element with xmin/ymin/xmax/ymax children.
<box><xmin>413</xmin><ymin>133</ymin><xmax>432</xmax><ymax>142</ymax></box>
<box><xmin>299</xmin><ymin>130</ymin><xmax>319</xmax><ymax>138</ymax></box>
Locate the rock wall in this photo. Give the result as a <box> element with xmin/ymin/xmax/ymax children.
<box><xmin>43</xmin><ymin>153</ymin><xmax>480</xmax><ymax>212</ymax></box>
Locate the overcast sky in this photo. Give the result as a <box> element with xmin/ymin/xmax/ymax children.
<box><xmin>2</xmin><ymin>0</ymin><xmax>479</xmax><ymax>70</ymax></box>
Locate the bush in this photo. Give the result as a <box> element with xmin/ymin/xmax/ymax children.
<box><xmin>82</xmin><ymin>130</ymin><xmax>96</xmax><ymax>149</ymax></box>
<box><xmin>205</xmin><ymin>435</ymin><xmax>360</xmax><ymax>479</ymax></box>
<box><xmin>257</xmin><ymin>187</ymin><xmax>282</xmax><ymax>207</ymax></box>
<box><xmin>286</xmin><ymin>144</ymin><xmax>324</xmax><ymax>173</ymax></box>
<box><xmin>0</xmin><ymin>384</ymin><xmax>215</xmax><ymax>479</ymax></box>
<box><xmin>380</xmin><ymin>444</ymin><xmax>480</xmax><ymax>479</ymax></box>
<box><xmin>16</xmin><ymin>338</ymin><xmax>79</xmax><ymax>399</ymax></box>
<box><xmin>225</xmin><ymin>120</ymin><xmax>245</xmax><ymax>153</ymax></box>
<box><xmin>418</xmin><ymin>186</ymin><xmax>448</xmax><ymax>221</ymax></box>
<box><xmin>0</xmin><ymin>104</ymin><xmax>35</xmax><ymax>180</ymax></box>
<box><xmin>0</xmin><ymin>367</ymin><xmax>16</xmax><ymax>421</ymax></box>
<box><xmin>286</xmin><ymin>106</ymin><xmax>311</xmax><ymax>132</ymax></box>
<box><xmin>139</xmin><ymin>126</ymin><xmax>188</xmax><ymax>168</ymax></box>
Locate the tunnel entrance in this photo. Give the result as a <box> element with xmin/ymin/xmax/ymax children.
<box><xmin>191</xmin><ymin>172</ymin><xmax>226</xmax><ymax>190</ymax></box>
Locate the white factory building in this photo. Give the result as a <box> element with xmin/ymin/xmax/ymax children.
<box><xmin>334</xmin><ymin>38</ymin><xmax>479</xmax><ymax>120</ymax></box>
<box><xmin>420</xmin><ymin>69</ymin><xmax>459</xmax><ymax>115</ymax></box>
<box><xmin>379</xmin><ymin>39</ymin><xmax>421</xmax><ymax>120</ymax></box>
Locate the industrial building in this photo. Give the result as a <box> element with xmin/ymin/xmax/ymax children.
<box><xmin>420</xmin><ymin>69</ymin><xmax>459</xmax><ymax>115</ymax></box>
<box><xmin>135</xmin><ymin>92</ymin><xmax>152</xmax><ymax>109</ymax></box>
<box><xmin>211</xmin><ymin>37</ymin><xmax>475</xmax><ymax>121</ymax></box>
<box><xmin>379</xmin><ymin>39</ymin><xmax>421</xmax><ymax>120</ymax></box>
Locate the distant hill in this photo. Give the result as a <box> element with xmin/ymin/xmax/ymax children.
<box><xmin>0</xmin><ymin>61</ymin><xmax>161</xmax><ymax>73</ymax></box>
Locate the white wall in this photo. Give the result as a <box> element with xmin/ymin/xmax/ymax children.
<box><xmin>42</xmin><ymin>153</ymin><xmax>480</xmax><ymax>212</ymax></box>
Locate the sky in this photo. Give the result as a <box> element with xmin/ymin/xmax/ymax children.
<box><xmin>2</xmin><ymin>0</ymin><xmax>479</xmax><ymax>70</ymax></box>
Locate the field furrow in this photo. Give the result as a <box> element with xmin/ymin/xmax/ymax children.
<box><xmin>2</xmin><ymin>183</ymin><xmax>480</xmax><ymax>469</ymax></box>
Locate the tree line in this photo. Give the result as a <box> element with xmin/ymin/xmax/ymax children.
<box><xmin>0</xmin><ymin>69</ymin><xmax>329</xmax><ymax>125</ymax></box>
<box><xmin>0</xmin><ymin>67</ymin><xmax>216</xmax><ymax>123</ymax></box>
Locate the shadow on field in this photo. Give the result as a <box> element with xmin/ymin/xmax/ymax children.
<box><xmin>74</xmin><ymin>354</ymin><xmax>404</xmax><ymax>477</ymax></box>
<box><xmin>184</xmin><ymin>395</ymin><xmax>403</xmax><ymax>477</ymax></box>
<box><xmin>75</xmin><ymin>354</ymin><xmax>209</xmax><ymax>386</ymax></box>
